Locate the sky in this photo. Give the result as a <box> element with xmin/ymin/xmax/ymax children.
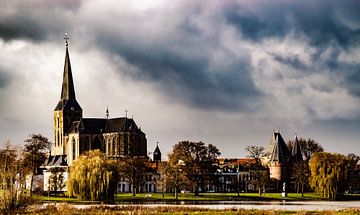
<box><xmin>0</xmin><ymin>0</ymin><xmax>359</xmax><ymax>158</ymax></box>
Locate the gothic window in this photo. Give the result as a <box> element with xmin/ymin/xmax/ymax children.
<box><xmin>84</xmin><ymin>136</ymin><xmax>90</xmax><ymax>151</ymax></box>
<box><xmin>72</xmin><ymin>137</ymin><xmax>76</xmax><ymax>161</ymax></box>
<box><xmin>112</xmin><ymin>138</ymin><xmax>116</xmax><ymax>155</ymax></box>
<box><xmin>92</xmin><ymin>136</ymin><xmax>102</xmax><ymax>151</ymax></box>
<box><xmin>79</xmin><ymin>137</ymin><xmax>84</xmax><ymax>155</ymax></box>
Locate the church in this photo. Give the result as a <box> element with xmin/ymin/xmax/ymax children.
<box><xmin>50</xmin><ymin>37</ymin><xmax>147</xmax><ymax>165</ymax></box>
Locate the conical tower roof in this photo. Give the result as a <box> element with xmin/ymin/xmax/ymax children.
<box><xmin>154</xmin><ymin>144</ymin><xmax>161</xmax><ymax>155</ymax></box>
<box><xmin>269</xmin><ymin>131</ymin><xmax>291</xmax><ymax>164</ymax></box>
<box><xmin>153</xmin><ymin>142</ymin><xmax>161</xmax><ymax>162</ymax></box>
<box><xmin>292</xmin><ymin>134</ymin><xmax>303</xmax><ymax>161</ymax></box>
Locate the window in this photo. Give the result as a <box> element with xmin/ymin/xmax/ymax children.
<box><xmin>72</xmin><ymin>137</ymin><xmax>76</xmax><ymax>161</ymax></box>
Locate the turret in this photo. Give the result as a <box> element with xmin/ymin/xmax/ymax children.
<box><xmin>153</xmin><ymin>142</ymin><xmax>161</xmax><ymax>162</ymax></box>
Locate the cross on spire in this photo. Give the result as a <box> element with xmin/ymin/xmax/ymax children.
<box><xmin>125</xmin><ymin>109</ymin><xmax>128</xmax><ymax>118</ymax></box>
<box><xmin>64</xmin><ymin>33</ymin><xmax>70</xmax><ymax>47</ymax></box>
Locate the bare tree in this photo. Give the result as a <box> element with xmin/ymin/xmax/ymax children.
<box><xmin>245</xmin><ymin>146</ymin><xmax>269</xmax><ymax>195</ymax></box>
<box><xmin>0</xmin><ymin>141</ymin><xmax>28</xmax><ymax>213</ymax></box>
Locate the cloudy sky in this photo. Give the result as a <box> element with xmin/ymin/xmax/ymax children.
<box><xmin>0</xmin><ymin>0</ymin><xmax>359</xmax><ymax>158</ymax></box>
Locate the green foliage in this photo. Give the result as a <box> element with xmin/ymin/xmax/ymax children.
<box><xmin>309</xmin><ymin>152</ymin><xmax>353</xmax><ymax>200</ymax></box>
<box><xmin>67</xmin><ymin>150</ymin><xmax>118</xmax><ymax>201</ymax></box>
<box><xmin>291</xmin><ymin>161</ymin><xmax>310</xmax><ymax>196</ymax></box>
<box><xmin>168</xmin><ymin>141</ymin><xmax>221</xmax><ymax>195</ymax></box>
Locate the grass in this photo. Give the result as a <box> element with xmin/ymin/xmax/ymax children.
<box><xmin>115</xmin><ymin>192</ymin><xmax>330</xmax><ymax>202</ymax></box>
<box><xmin>39</xmin><ymin>192</ymin><xmax>330</xmax><ymax>203</ymax></box>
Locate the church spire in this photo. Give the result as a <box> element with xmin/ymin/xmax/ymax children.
<box><xmin>60</xmin><ymin>33</ymin><xmax>76</xmax><ymax>101</ymax></box>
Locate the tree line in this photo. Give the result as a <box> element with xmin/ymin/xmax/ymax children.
<box><xmin>1</xmin><ymin>133</ymin><xmax>359</xmax><ymax>213</ymax></box>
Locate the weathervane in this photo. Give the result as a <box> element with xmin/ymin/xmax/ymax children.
<box><xmin>63</xmin><ymin>33</ymin><xmax>69</xmax><ymax>47</ymax></box>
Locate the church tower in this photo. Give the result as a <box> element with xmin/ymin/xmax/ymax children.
<box><xmin>53</xmin><ymin>35</ymin><xmax>82</xmax><ymax>155</ymax></box>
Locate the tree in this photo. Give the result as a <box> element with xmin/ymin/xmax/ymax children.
<box><xmin>48</xmin><ymin>167</ymin><xmax>65</xmax><ymax>195</ymax></box>
<box><xmin>245</xmin><ymin>146</ymin><xmax>269</xmax><ymax>195</ymax></box>
<box><xmin>67</xmin><ymin>150</ymin><xmax>118</xmax><ymax>201</ymax></box>
<box><xmin>156</xmin><ymin>161</ymin><xmax>187</xmax><ymax>199</ymax></box>
<box><xmin>291</xmin><ymin>161</ymin><xmax>310</xmax><ymax>196</ymax></box>
<box><xmin>346</xmin><ymin>153</ymin><xmax>360</xmax><ymax>193</ymax></box>
<box><xmin>23</xmin><ymin>134</ymin><xmax>51</xmax><ymax>195</ymax></box>
<box><xmin>168</xmin><ymin>141</ymin><xmax>220</xmax><ymax>196</ymax></box>
<box><xmin>309</xmin><ymin>152</ymin><xmax>352</xmax><ymax>200</ymax></box>
<box><xmin>0</xmin><ymin>141</ymin><xmax>28</xmax><ymax>213</ymax></box>
<box><xmin>287</xmin><ymin>138</ymin><xmax>323</xmax><ymax>162</ymax></box>
<box><xmin>117</xmin><ymin>156</ymin><xmax>149</xmax><ymax>196</ymax></box>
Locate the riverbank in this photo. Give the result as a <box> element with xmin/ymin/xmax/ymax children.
<box><xmin>27</xmin><ymin>204</ymin><xmax>360</xmax><ymax>215</ymax></box>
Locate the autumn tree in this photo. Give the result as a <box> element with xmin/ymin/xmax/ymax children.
<box><xmin>156</xmin><ymin>161</ymin><xmax>187</xmax><ymax>199</ymax></box>
<box><xmin>245</xmin><ymin>146</ymin><xmax>269</xmax><ymax>195</ymax></box>
<box><xmin>168</xmin><ymin>141</ymin><xmax>220</xmax><ymax>196</ymax></box>
<box><xmin>67</xmin><ymin>150</ymin><xmax>118</xmax><ymax>201</ymax></box>
<box><xmin>0</xmin><ymin>141</ymin><xmax>29</xmax><ymax>213</ymax></box>
<box><xmin>23</xmin><ymin>134</ymin><xmax>51</xmax><ymax>195</ymax></box>
<box><xmin>117</xmin><ymin>156</ymin><xmax>149</xmax><ymax>196</ymax></box>
<box><xmin>309</xmin><ymin>152</ymin><xmax>352</xmax><ymax>200</ymax></box>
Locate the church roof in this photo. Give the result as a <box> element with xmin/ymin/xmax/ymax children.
<box><xmin>68</xmin><ymin>117</ymin><xmax>141</xmax><ymax>134</ymax></box>
<box><xmin>292</xmin><ymin>135</ymin><xmax>303</xmax><ymax>161</ymax></box>
<box><xmin>105</xmin><ymin>118</ymin><xmax>139</xmax><ymax>132</ymax></box>
<box><xmin>43</xmin><ymin>155</ymin><xmax>68</xmax><ymax>167</ymax></box>
<box><xmin>61</xmin><ymin>46</ymin><xmax>75</xmax><ymax>101</ymax></box>
<box><xmin>269</xmin><ymin>131</ymin><xmax>291</xmax><ymax>164</ymax></box>
<box><xmin>54</xmin><ymin>43</ymin><xmax>82</xmax><ymax>111</ymax></box>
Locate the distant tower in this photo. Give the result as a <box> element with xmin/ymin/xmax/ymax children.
<box><xmin>153</xmin><ymin>142</ymin><xmax>161</xmax><ymax>162</ymax></box>
<box><xmin>53</xmin><ymin>34</ymin><xmax>82</xmax><ymax>155</ymax></box>
<box><xmin>291</xmin><ymin>133</ymin><xmax>303</xmax><ymax>162</ymax></box>
<box><xmin>268</xmin><ymin>130</ymin><xmax>292</xmax><ymax>190</ymax></box>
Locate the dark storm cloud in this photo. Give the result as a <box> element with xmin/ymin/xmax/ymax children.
<box><xmin>99</xmin><ymin>33</ymin><xmax>260</xmax><ymax>110</ymax></box>
<box><xmin>225</xmin><ymin>1</ymin><xmax>360</xmax><ymax>48</ymax></box>
<box><xmin>0</xmin><ymin>1</ymin><xmax>82</xmax><ymax>42</ymax></box>
<box><xmin>271</xmin><ymin>53</ymin><xmax>307</xmax><ymax>70</ymax></box>
<box><xmin>1</xmin><ymin>0</ymin><xmax>359</xmax><ymax>112</ymax></box>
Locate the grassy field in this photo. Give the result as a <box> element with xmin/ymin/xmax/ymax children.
<box><xmin>38</xmin><ymin>192</ymin><xmax>353</xmax><ymax>203</ymax></box>
<box><xmin>114</xmin><ymin>192</ymin><xmax>328</xmax><ymax>201</ymax></box>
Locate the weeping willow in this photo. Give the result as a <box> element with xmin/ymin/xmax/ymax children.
<box><xmin>309</xmin><ymin>152</ymin><xmax>351</xmax><ymax>200</ymax></box>
<box><xmin>67</xmin><ymin>150</ymin><xmax>118</xmax><ymax>201</ymax></box>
